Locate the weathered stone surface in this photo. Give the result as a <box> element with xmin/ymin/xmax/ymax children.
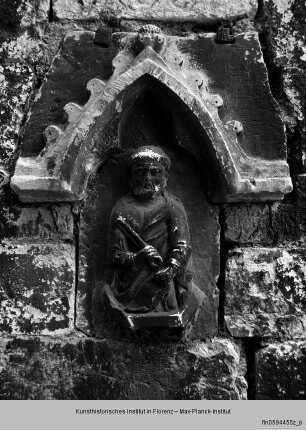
<box><xmin>0</xmin><ymin>241</ymin><xmax>75</xmax><ymax>334</ymax></box>
<box><xmin>17</xmin><ymin>0</ymin><xmax>49</xmax><ymax>28</ymax></box>
<box><xmin>0</xmin><ymin>36</ymin><xmax>35</xmax><ymax>169</ymax></box>
<box><xmin>0</xmin><ymin>336</ymin><xmax>247</xmax><ymax>399</ymax></box>
<box><xmin>256</xmin><ymin>341</ymin><xmax>306</xmax><ymax>399</ymax></box>
<box><xmin>271</xmin><ymin>202</ymin><xmax>306</xmax><ymax>243</ymax></box>
<box><xmin>224</xmin><ymin>203</ymin><xmax>273</xmax><ymax>244</ymax></box>
<box><xmin>53</xmin><ymin>0</ymin><xmax>258</xmax><ymax>23</ymax></box>
<box><xmin>257</xmin><ymin>1</ymin><xmax>306</xmax><ymax>175</ymax></box>
<box><xmin>225</xmin><ymin>248</ymin><xmax>306</xmax><ymax>338</ymax></box>
<box><xmin>271</xmin><ymin>174</ymin><xmax>306</xmax><ymax>243</ymax></box>
<box><xmin>296</xmin><ymin>173</ymin><xmax>306</xmax><ymax>207</ymax></box>
<box><xmin>0</xmin><ymin>24</ymin><xmax>52</xmax><ymax>175</ymax></box>
<box><xmin>0</xmin><ymin>0</ymin><xmax>48</xmax><ymax>33</ymax></box>
<box><xmin>258</xmin><ymin>0</ymin><xmax>306</xmax><ymax>129</ymax></box>
<box><xmin>0</xmin><ymin>204</ymin><xmax>74</xmax><ymax>241</ymax></box>
<box><xmin>21</xmin><ymin>31</ymin><xmax>113</xmax><ymax>156</ymax></box>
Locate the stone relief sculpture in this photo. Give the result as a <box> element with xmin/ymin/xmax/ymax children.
<box><xmin>102</xmin><ymin>146</ymin><xmax>205</xmax><ymax>330</ymax></box>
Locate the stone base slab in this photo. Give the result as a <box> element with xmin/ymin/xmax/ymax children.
<box><xmin>102</xmin><ymin>283</ymin><xmax>205</xmax><ymax>331</ymax></box>
<box><xmin>0</xmin><ymin>335</ymin><xmax>247</xmax><ymax>400</ymax></box>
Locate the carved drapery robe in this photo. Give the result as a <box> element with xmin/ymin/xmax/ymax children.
<box><xmin>109</xmin><ymin>192</ymin><xmax>193</xmax><ymax>313</ymax></box>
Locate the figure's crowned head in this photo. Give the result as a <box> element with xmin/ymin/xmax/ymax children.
<box><xmin>129</xmin><ymin>146</ymin><xmax>170</xmax><ymax>200</ymax></box>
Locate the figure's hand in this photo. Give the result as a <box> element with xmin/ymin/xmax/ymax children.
<box><xmin>136</xmin><ymin>245</ymin><xmax>163</xmax><ymax>269</ymax></box>
<box><xmin>154</xmin><ymin>265</ymin><xmax>176</xmax><ymax>282</ymax></box>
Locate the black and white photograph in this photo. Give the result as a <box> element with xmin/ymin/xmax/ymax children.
<box><xmin>0</xmin><ymin>0</ymin><xmax>305</xmax><ymax>429</ymax></box>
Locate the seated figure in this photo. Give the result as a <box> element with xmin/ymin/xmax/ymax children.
<box><xmin>102</xmin><ymin>146</ymin><xmax>205</xmax><ymax>329</ymax></box>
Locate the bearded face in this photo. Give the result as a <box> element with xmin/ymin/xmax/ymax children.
<box><xmin>130</xmin><ymin>161</ymin><xmax>168</xmax><ymax>199</ymax></box>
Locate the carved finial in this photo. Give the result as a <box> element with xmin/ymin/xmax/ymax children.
<box><xmin>136</xmin><ymin>24</ymin><xmax>164</xmax><ymax>52</ymax></box>
<box><xmin>64</xmin><ymin>102</ymin><xmax>82</xmax><ymax>123</ymax></box>
<box><xmin>226</xmin><ymin>120</ymin><xmax>244</xmax><ymax>134</ymax></box>
<box><xmin>210</xmin><ymin>94</ymin><xmax>224</xmax><ymax>108</ymax></box>
<box><xmin>44</xmin><ymin>125</ymin><xmax>62</xmax><ymax>145</ymax></box>
<box><xmin>86</xmin><ymin>78</ymin><xmax>105</xmax><ymax>95</ymax></box>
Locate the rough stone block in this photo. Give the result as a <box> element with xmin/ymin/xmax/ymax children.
<box><xmin>52</xmin><ymin>0</ymin><xmax>258</xmax><ymax>23</ymax></box>
<box><xmin>21</xmin><ymin>31</ymin><xmax>113</xmax><ymax>156</ymax></box>
<box><xmin>0</xmin><ymin>204</ymin><xmax>73</xmax><ymax>241</ymax></box>
<box><xmin>256</xmin><ymin>341</ymin><xmax>306</xmax><ymax>399</ymax></box>
<box><xmin>271</xmin><ymin>202</ymin><xmax>306</xmax><ymax>243</ymax></box>
<box><xmin>260</xmin><ymin>0</ymin><xmax>306</xmax><ymax>130</ymax></box>
<box><xmin>18</xmin><ymin>0</ymin><xmax>50</xmax><ymax>28</ymax></box>
<box><xmin>0</xmin><ymin>1</ymin><xmax>54</xmax><ymax>174</ymax></box>
<box><xmin>0</xmin><ymin>41</ymin><xmax>35</xmax><ymax>169</ymax></box>
<box><xmin>0</xmin><ymin>336</ymin><xmax>247</xmax><ymax>400</ymax></box>
<box><xmin>0</xmin><ymin>0</ymin><xmax>48</xmax><ymax>32</ymax></box>
<box><xmin>271</xmin><ymin>202</ymin><xmax>297</xmax><ymax>243</ymax></box>
<box><xmin>224</xmin><ymin>203</ymin><xmax>273</xmax><ymax>244</ymax></box>
<box><xmin>296</xmin><ymin>174</ymin><xmax>306</xmax><ymax>208</ymax></box>
<box><xmin>225</xmin><ymin>248</ymin><xmax>306</xmax><ymax>338</ymax></box>
<box><xmin>0</xmin><ymin>241</ymin><xmax>75</xmax><ymax>335</ymax></box>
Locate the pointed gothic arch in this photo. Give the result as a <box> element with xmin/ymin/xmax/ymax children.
<box><xmin>11</xmin><ymin>45</ymin><xmax>292</xmax><ymax>202</ymax></box>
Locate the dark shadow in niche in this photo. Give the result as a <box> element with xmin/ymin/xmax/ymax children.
<box><xmin>78</xmin><ymin>75</ymin><xmax>221</xmax><ymax>342</ymax></box>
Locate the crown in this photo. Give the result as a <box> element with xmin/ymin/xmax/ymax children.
<box><xmin>130</xmin><ymin>146</ymin><xmax>171</xmax><ymax>170</ymax></box>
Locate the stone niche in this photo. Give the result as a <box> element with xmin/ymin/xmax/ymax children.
<box><xmin>9</xmin><ymin>27</ymin><xmax>292</xmax><ymax>339</ymax></box>
<box><xmin>77</xmin><ymin>75</ymin><xmax>220</xmax><ymax>337</ymax></box>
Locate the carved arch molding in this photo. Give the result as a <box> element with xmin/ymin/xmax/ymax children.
<box><xmin>11</xmin><ymin>26</ymin><xmax>292</xmax><ymax>203</ymax></box>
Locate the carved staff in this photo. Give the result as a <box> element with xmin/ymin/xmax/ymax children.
<box><xmin>115</xmin><ymin>215</ymin><xmax>163</xmax><ymax>268</ymax></box>
<box><xmin>114</xmin><ymin>215</ymin><xmax>168</xmax><ymax>308</ymax></box>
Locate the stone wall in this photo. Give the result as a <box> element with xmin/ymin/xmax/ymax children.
<box><xmin>0</xmin><ymin>0</ymin><xmax>305</xmax><ymax>399</ymax></box>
